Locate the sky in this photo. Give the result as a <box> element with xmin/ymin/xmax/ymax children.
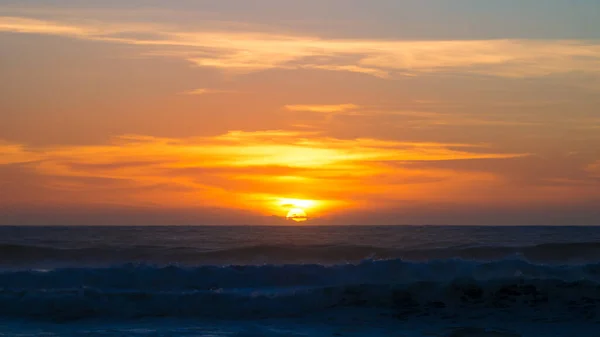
<box><xmin>1</xmin><ymin>0</ymin><xmax>600</xmax><ymax>225</ymax></box>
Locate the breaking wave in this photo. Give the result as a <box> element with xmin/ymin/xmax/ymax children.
<box><xmin>1</xmin><ymin>259</ymin><xmax>600</xmax><ymax>321</ymax></box>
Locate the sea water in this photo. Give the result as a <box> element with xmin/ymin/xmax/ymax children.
<box><xmin>0</xmin><ymin>225</ymin><xmax>599</xmax><ymax>336</ymax></box>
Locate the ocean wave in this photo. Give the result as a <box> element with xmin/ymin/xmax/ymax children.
<box><xmin>1</xmin><ymin>260</ymin><xmax>600</xmax><ymax>321</ymax></box>
<box><xmin>3</xmin><ymin>241</ymin><xmax>600</xmax><ymax>268</ymax></box>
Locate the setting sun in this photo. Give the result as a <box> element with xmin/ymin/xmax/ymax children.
<box><xmin>286</xmin><ymin>208</ymin><xmax>308</xmax><ymax>222</ymax></box>
<box><xmin>278</xmin><ymin>198</ymin><xmax>316</xmax><ymax>222</ymax></box>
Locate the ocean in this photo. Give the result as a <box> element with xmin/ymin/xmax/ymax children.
<box><xmin>1</xmin><ymin>225</ymin><xmax>599</xmax><ymax>336</ymax></box>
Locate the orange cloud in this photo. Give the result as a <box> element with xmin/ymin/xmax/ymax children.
<box><xmin>0</xmin><ymin>131</ymin><xmax>528</xmax><ymax>216</ymax></box>
<box><xmin>285</xmin><ymin>104</ymin><xmax>359</xmax><ymax>113</ymax></box>
<box><xmin>0</xmin><ymin>142</ymin><xmax>43</xmax><ymax>165</ymax></box>
<box><xmin>0</xmin><ymin>16</ymin><xmax>90</xmax><ymax>35</ymax></box>
<box><xmin>587</xmin><ymin>161</ymin><xmax>600</xmax><ymax>177</ymax></box>
<box><xmin>180</xmin><ymin>88</ymin><xmax>234</xmax><ymax>95</ymax></box>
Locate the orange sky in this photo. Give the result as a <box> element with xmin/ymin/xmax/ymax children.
<box><xmin>1</xmin><ymin>1</ymin><xmax>600</xmax><ymax>225</ymax></box>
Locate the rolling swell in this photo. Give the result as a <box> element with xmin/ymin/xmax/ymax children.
<box><xmin>3</xmin><ymin>241</ymin><xmax>600</xmax><ymax>267</ymax></box>
<box><xmin>1</xmin><ymin>260</ymin><xmax>600</xmax><ymax>321</ymax></box>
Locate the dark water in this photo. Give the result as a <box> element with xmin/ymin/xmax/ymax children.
<box><xmin>1</xmin><ymin>226</ymin><xmax>600</xmax><ymax>336</ymax></box>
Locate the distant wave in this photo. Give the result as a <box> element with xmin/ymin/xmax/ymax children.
<box><xmin>2</xmin><ymin>242</ymin><xmax>600</xmax><ymax>268</ymax></box>
<box><xmin>1</xmin><ymin>259</ymin><xmax>600</xmax><ymax>321</ymax></box>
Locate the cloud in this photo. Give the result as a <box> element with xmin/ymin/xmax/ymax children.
<box><xmin>4</xmin><ymin>132</ymin><xmax>599</xmax><ymax>223</ymax></box>
<box><xmin>0</xmin><ymin>131</ymin><xmax>527</xmax><ymax>215</ymax></box>
<box><xmin>0</xmin><ymin>142</ymin><xmax>43</xmax><ymax>165</ymax></box>
<box><xmin>0</xmin><ymin>16</ymin><xmax>157</xmax><ymax>38</ymax></box>
<box><xmin>382</xmin><ymin>110</ymin><xmax>543</xmax><ymax>127</ymax></box>
<box><xmin>180</xmin><ymin>88</ymin><xmax>233</xmax><ymax>95</ymax></box>
<box><xmin>0</xmin><ymin>16</ymin><xmax>90</xmax><ymax>36</ymax></box>
<box><xmin>285</xmin><ymin>104</ymin><xmax>359</xmax><ymax>113</ymax></box>
<box><xmin>2</xmin><ymin>16</ymin><xmax>600</xmax><ymax>78</ymax></box>
<box><xmin>302</xmin><ymin>64</ymin><xmax>391</xmax><ymax>78</ymax></box>
<box><xmin>587</xmin><ymin>161</ymin><xmax>600</xmax><ymax>177</ymax></box>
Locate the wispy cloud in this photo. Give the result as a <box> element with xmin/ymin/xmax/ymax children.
<box><xmin>382</xmin><ymin>110</ymin><xmax>543</xmax><ymax>127</ymax></box>
<box><xmin>302</xmin><ymin>64</ymin><xmax>391</xmax><ymax>78</ymax></box>
<box><xmin>2</xmin><ymin>16</ymin><xmax>600</xmax><ymax>78</ymax></box>
<box><xmin>180</xmin><ymin>88</ymin><xmax>234</xmax><ymax>95</ymax></box>
<box><xmin>0</xmin><ymin>142</ymin><xmax>43</xmax><ymax>165</ymax></box>
<box><xmin>285</xmin><ymin>104</ymin><xmax>359</xmax><ymax>113</ymax></box>
<box><xmin>0</xmin><ymin>16</ymin><xmax>90</xmax><ymax>35</ymax></box>
<box><xmin>283</xmin><ymin>106</ymin><xmax>543</xmax><ymax>127</ymax></box>
<box><xmin>587</xmin><ymin>161</ymin><xmax>600</xmax><ymax>177</ymax></box>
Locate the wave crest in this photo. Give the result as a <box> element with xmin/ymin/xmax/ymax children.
<box><xmin>1</xmin><ymin>259</ymin><xmax>600</xmax><ymax>321</ymax></box>
<box><xmin>3</xmin><ymin>241</ymin><xmax>600</xmax><ymax>267</ymax></box>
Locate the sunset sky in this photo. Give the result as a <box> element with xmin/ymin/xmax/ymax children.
<box><xmin>1</xmin><ymin>0</ymin><xmax>600</xmax><ymax>225</ymax></box>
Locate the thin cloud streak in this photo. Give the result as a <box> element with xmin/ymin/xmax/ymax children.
<box><xmin>2</xmin><ymin>16</ymin><xmax>600</xmax><ymax>78</ymax></box>
<box><xmin>180</xmin><ymin>88</ymin><xmax>235</xmax><ymax>95</ymax></box>
<box><xmin>285</xmin><ymin>104</ymin><xmax>359</xmax><ymax>113</ymax></box>
<box><xmin>588</xmin><ymin>161</ymin><xmax>600</xmax><ymax>177</ymax></box>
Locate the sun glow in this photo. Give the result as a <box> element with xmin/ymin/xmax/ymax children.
<box><xmin>279</xmin><ymin>198</ymin><xmax>316</xmax><ymax>209</ymax></box>
<box><xmin>278</xmin><ymin>198</ymin><xmax>317</xmax><ymax>222</ymax></box>
<box><xmin>286</xmin><ymin>208</ymin><xmax>308</xmax><ymax>222</ymax></box>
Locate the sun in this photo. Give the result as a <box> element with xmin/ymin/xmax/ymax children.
<box><xmin>278</xmin><ymin>198</ymin><xmax>316</xmax><ymax>222</ymax></box>
<box><xmin>286</xmin><ymin>208</ymin><xmax>308</xmax><ymax>222</ymax></box>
